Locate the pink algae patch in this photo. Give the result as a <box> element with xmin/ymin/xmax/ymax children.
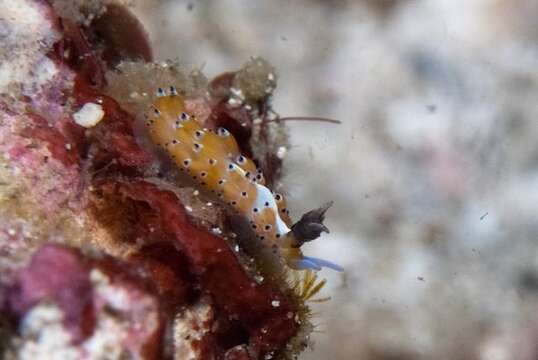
<box><xmin>3</xmin><ymin>243</ymin><xmax>163</xmax><ymax>358</ymax></box>
<box><xmin>5</xmin><ymin>244</ymin><xmax>94</xmax><ymax>342</ymax></box>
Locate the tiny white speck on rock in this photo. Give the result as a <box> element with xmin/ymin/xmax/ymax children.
<box><xmin>64</xmin><ymin>143</ymin><xmax>71</xmax><ymax>150</ymax></box>
<box><xmin>266</xmin><ymin>110</ymin><xmax>278</xmax><ymax>121</ymax></box>
<box><xmin>212</xmin><ymin>227</ymin><xmax>222</xmax><ymax>235</ymax></box>
<box><xmin>271</xmin><ymin>300</ymin><xmax>280</xmax><ymax>307</ymax></box>
<box><xmin>185</xmin><ymin>206</ymin><xmax>193</xmax><ymax>212</ymax></box>
<box><xmin>276</xmin><ymin>146</ymin><xmax>287</xmax><ymax>159</ymax></box>
<box><xmin>227</xmin><ymin>97</ymin><xmax>242</xmax><ymax>108</ymax></box>
<box><xmin>286</xmin><ymin>312</ymin><xmax>294</xmax><ymax>319</ymax></box>
<box><xmin>230</xmin><ymin>87</ymin><xmax>244</xmax><ymax>99</ymax></box>
<box><xmin>73</xmin><ymin>102</ymin><xmax>105</xmax><ymax>128</ymax></box>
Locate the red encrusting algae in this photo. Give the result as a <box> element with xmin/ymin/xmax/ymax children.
<box><xmin>99</xmin><ymin>179</ymin><xmax>298</xmax><ymax>356</ymax></box>
<box><xmin>21</xmin><ymin>113</ymin><xmax>81</xmax><ymax>167</ymax></box>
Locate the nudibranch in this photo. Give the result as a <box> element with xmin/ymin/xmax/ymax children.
<box><xmin>146</xmin><ymin>87</ymin><xmax>342</xmax><ymax>272</ymax></box>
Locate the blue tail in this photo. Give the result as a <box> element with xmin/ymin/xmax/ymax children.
<box><xmin>294</xmin><ymin>256</ymin><xmax>344</xmax><ymax>272</ymax></box>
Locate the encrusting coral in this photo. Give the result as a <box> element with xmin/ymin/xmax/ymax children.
<box><xmin>0</xmin><ymin>1</ymin><xmax>339</xmax><ymax>359</ymax></box>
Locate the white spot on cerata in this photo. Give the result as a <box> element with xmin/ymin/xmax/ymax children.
<box><xmin>236</xmin><ymin>155</ymin><xmax>246</xmax><ymax>164</ymax></box>
<box><xmin>217</xmin><ymin>128</ymin><xmax>230</xmax><ymax>137</ymax></box>
<box><xmin>194</xmin><ymin>130</ymin><xmax>204</xmax><ymax>140</ymax></box>
<box><xmin>193</xmin><ymin>143</ymin><xmax>203</xmax><ymax>152</ymax></box>
<box><xmin>73</xmin><ymin>102</ymin><xmax>104</xmax><ymax>128</ymax></box>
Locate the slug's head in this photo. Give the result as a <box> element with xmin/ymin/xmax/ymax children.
<box><xmin>279</xmin><ymin>202</ymin><xmax>343</xmax><ymax>272</ymax></box>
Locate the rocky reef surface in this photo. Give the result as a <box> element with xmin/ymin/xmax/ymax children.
<box><xmin>0</xmin><ymin>1</ymin><xmax>318</xmax><ymax>359</ymax></box>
